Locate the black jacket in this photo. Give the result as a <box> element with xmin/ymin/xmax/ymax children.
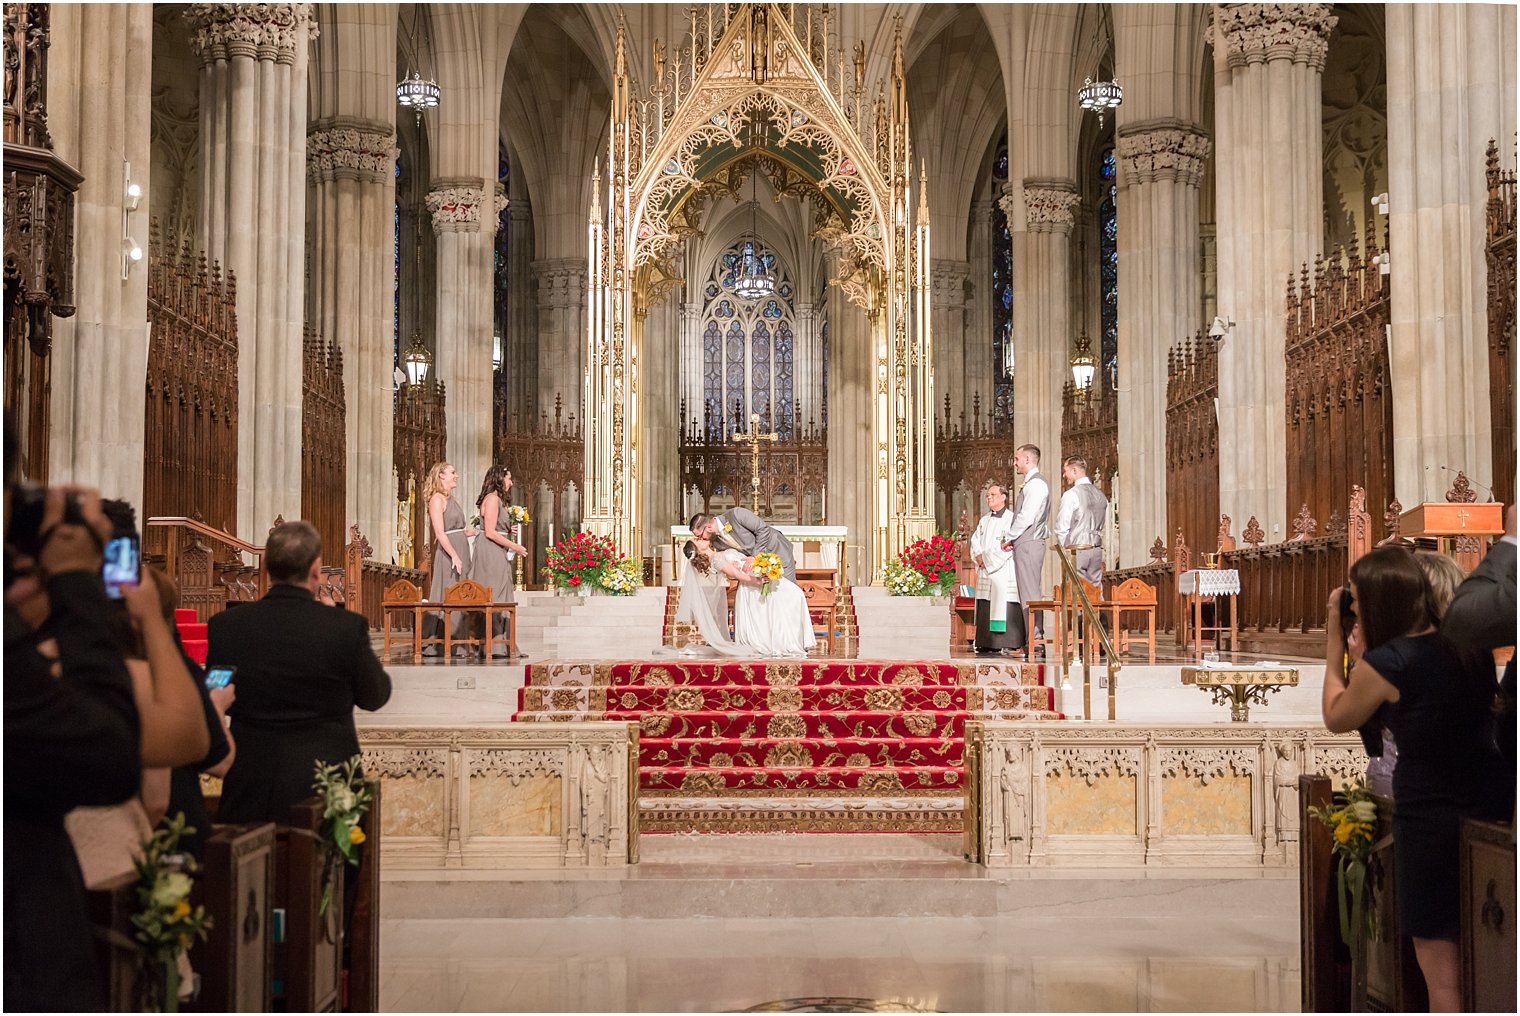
<box><xmin>1443</xmin><ymin>538</ymin><xmax>1517</xmax><ymax>794</ymax></box>
<box><xmin>4</xmin><ymin>572</ymin><xmax>142</xmax><ymax>1012</ymax></box>
<box><xmin>207</xmin><ymin>584</ymin><xmax>391</xmax><ymax>824</ymax></box>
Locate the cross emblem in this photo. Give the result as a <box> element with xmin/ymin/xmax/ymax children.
<box><xmin>1456</xmin><ymin>509</ymin><xmax>1470</xmax><ymax>528</ymax></box>
<box><xmin>731</xmin><ymin>412</ymin><xmax>778</xmax><ymax>513</ymax></box>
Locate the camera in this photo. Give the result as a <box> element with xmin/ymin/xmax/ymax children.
<box><xmin>5</xmin><ymin>482</ymin><xmax>85</xmax><ymax>560</ymax></box>
<box><xmin>1337</xmin><ymin>586</ymin><xmax>1356</xmax><ymax>633</ymax></box>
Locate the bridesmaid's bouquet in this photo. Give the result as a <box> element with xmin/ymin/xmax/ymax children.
<box><xmin>751</xmin><ymin>552</ymin><xmax>784</xmax><ymax>596</ymax></box>
<box><xmin>507</xmin><ymin>504</ymin><xmax>531</xmax><ymax>526</ymax></box>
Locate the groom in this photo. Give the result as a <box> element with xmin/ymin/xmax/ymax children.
<box><xmin>689</xmin><ymin>507</ymin><xmax>796</xmax><ymax>581</ymax></box>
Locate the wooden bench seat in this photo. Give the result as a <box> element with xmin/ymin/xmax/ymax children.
<box><xmin>382</xmin><ymin>579</ymin><xmax>518</xmax><ymax>662</ymax></box>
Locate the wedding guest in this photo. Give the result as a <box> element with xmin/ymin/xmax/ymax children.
<box><xmin>1004</xmin><ymin>444</ymin><xmax>1051</xmax><ymax>643</ymax></box>
<box><xmin>1322</xmin><ymin>547</ymin><xmax>1504</xmax><ymax>1011</ymax></box>
<box><xmin>420</xmin><ymin>462</ymin><xmax>476</xmax><ymax>657</ymax></box>
<box><xmin>468</xmin><ymin>465</ymin><xmax>529</xmax><ymax>659</ymax></box>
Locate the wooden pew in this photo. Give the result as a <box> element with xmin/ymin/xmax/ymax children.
<box><xmin>192</xmin><ymin>822</ymin><xmax>276</xmax><ymax>1012</ymax></box>
<box><xmin>1299</xmin><ymin>775</ymin><xmax>1350</xmax><ymax>1012</ymax></box>
<box><xmin>1460</xmin><ymin>817</ymin><xmax>1517</xmax><ymax>1012</ymax></box>
<box><xmin>273</xmin><ymin>798</ymin><xmax>344</xmax><ymax>1013</ymax></box>
<box><xmin>1360</xmin><ymin>792</ymin><xmax>1428</xmax><ymax>1012</ymax></box>
<box><xmin>87</xmin><ymin>871</ymin><xmax>142</xmax><ymax>1011</ymax></box>
<box><xmin>344</xmin><ymin>780</ymin><xmax>382</xmax><ymax>1012</ymax></box>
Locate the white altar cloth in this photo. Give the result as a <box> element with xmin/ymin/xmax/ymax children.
<box><xmin>1178</xmin><ymin>568</ymin><xmax>1242</xmax><ymax>596</ymax></box>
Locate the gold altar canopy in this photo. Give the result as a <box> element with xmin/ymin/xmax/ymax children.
<box><xmin>583</xmin><ymin>2</ymin><xmax>935</xmax><ymax>577</ymax></box>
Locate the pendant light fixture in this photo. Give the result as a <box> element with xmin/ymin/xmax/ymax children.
<box><xmin>732</xmin><ymin>158</ymin><xmax>776</xmax><ymax>302</ymax></box>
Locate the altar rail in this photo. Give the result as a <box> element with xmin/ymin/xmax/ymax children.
<box><xmin>357</xmin><ymin>723</ymin><xmax>637</xmax><ymax>869</ymax></box>
<box><xmin>966</xmin><ymin>721</ymin><xmax>1362</xmax><ymax>870</ymax></box>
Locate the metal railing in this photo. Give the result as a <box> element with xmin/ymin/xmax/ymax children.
<box><xmin>1052</xmin><ymin>543</ymin><xmax>1121</xmax><ymax>721</ymax></box>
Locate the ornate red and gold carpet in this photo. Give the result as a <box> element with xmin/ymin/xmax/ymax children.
<box><xmin>515</xmin><ymin>660</ymin><xmax>1060</xmax><ymax>833</ymax></box>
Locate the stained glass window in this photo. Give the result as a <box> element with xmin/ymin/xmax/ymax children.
<box><xmin>1099</xmin><ymin>147</ymin><xmax>1118</xmax><ymax>387</ymax></box>
<box><xmin>494</xmin><ymin>148</ymin><xmax>510</xmax><ymax>369</ymax></box>
<box><xmin>991</xmin><ymin>131</ymin><xmax>1013</xmax><ymax>425</ymax></box>
<box><xmin>700</xmin><ymin>239</ymin><xmax>799</xmax><ymax>439</ymax></box>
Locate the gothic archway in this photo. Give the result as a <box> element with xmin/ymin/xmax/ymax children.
<box><xmin>583</xmin><ymin>2</ymin><xmax>935</xmax><ymax>578</ymax></box>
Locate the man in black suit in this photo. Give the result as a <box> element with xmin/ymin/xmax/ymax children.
<box><xmin>209</xmin><ymin>520</ymin><xmax>392</xmax><ymax>823</ymax></box>
<box><xmin>4</xmin><ymin>430</ymin><xmax>142</xmax><ymax>1011</ymax></box>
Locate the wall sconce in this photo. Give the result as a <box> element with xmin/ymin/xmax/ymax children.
<box><xmin>1372</xmin><ymin>192</ymin><xmax>1389</xmax><ymax>216</ymax></box>
<box><xmin>121</xmin><ymin>161</ymin><xmax>143</xmax><ymax>280</ymax></box>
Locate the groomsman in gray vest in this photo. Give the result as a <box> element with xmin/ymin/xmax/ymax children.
<box><xmin>1002</xmin><ymin>444</ymin><xmax>1051</xmax><ymax>642</ymax></box>
<box><xmin>1055</xmin><ymin>455</ymin><xmax>1108</xmax><ymax>586</ymax></box>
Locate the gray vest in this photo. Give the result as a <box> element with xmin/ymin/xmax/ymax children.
<box><xmin>1065</xmin><ymin>482</ymin><xmax>1108</xmax><ymax>548</ymax></box>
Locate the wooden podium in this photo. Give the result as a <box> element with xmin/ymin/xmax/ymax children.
<box><xmin>1398</xmin><ymin>502</ymin><xmax>1504</xmax><ymax>570</ymax></box>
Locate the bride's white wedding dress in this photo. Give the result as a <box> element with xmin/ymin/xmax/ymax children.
<box><xmin>670</xmin><ymin>548</ymin><xmax>816</xmax><ymax>658</ymax></box>
<box><xmin>722</xmin><ymin>549</ymin><xmax>818</xmax><ymax>658</ymax></box>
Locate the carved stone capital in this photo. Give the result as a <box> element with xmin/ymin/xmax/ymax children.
<box><xmin>1115</xmin><ymin>123</ymin><xmax>1212</xmax><ymax>189</ymax></box>
<box><xmin>931</xmin><ymin>259</ymin><xmax>970</xmax><ymax>305</ymax></box>
<box><xmin>185</xmin><ymin>3</ymin><xmax>317</xmax><ymax>65</ymax></box>
<box><xmin>1021</xmin><ymin>181</ymin><xmax>1081</xmax><ymax>235</ymax></box>
<box><xmin>306</xmin><ymin>119</ymin><xmax>398</xmax><ymax>184</ymax></box>
<box><xmin>425</xmin><ymin>181</ymin><xmax>506</xmax><ymax>234</ymax></box>
<box><xmin>533</xmin><ymin>257</ymin><xmax>588</xmax><ymax>309</ymax></box>
<box><xmin>1213</xmin><ymin>3</ymin><xmax>1337</xmax><ymax>71</ymax></box>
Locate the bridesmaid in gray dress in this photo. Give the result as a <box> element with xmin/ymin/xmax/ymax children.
<box><xmin>468</xmin><ymin>465</ymin><xmax>530</xmax><ymax>658</ymax></box>
<box><xmin>421</xmin><ymin>461</ymin><xmax>476</xmax><ymax>656</ymax></box>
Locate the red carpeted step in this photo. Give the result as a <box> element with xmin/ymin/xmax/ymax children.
<box><xmin>525</xmin><ymin>660</ymin><xmax>1018</xmax><ymax>688</ymax></box>
<box><xmin>639</xmin><ymin>765</ymin><xmax>965</xmax><ymax>793</ymax></box>
<box><xmin>641</xmin><ymin>737</ymin><xmax>965</xmax><ymax>769</ymax></box>
<box><xmin>177</xmin><ymin>622</ymin><xmax>208</xmax><ymax>642</ymax></box>
<box><xmin>524</xmin><ymin>683</ymin><xmax>972</xmax><ymax>713</ymax></box>
<box><xmin>181</xmin><ymin>639</ymin><xmax>208</xmax><ymax>665</ymax></box>
<box><xmin>174</xmin><ymin>608</ymin><xmax>198</xmax><ymax>625</ymax></box>
<box><xmin>615</xmin><ymin>709</ymin><xmax>968</xmax><ymax>740</ymax></box>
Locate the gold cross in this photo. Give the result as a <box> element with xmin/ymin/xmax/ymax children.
<box><xmin>1456</xmin><ymin>508</ymin><xmax>1470</xmax><ymax>528</ymax></box>
<box><xmin>731</xmin><ymin>412</ymin><xmax>778</xmax><ymax>513</ymax></box>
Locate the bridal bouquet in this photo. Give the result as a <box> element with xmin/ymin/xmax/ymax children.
<box><xmin>752</xmin><ymin>552</ymin><xmax>784</xmax><ymax>596</ymax></box>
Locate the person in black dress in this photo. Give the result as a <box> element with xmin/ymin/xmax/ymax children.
<box><xmin>1321</xmin><ymin>546</ymin><xmax>1504</xmax><ymax>1012</ymax></box>
<box><xmin>208</xmin><ymin>521</ymin><xmax>392</xmax><ymax>824</ymax></box>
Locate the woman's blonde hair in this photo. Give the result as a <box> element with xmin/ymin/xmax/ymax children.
<box><xmin>1414</xmin><ymin>550</ymin><xmax>1466</xmax><ymax>621</ymax></box>
<box><xmin>421</xmin><ymin>461</ymin><xmax>453</xmax><ymax>503</ymax></box>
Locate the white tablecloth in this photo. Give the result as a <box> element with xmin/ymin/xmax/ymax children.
<box><xmin>1178</xmin><ymin>568</ymin><xmax>1241</xmax><ymax>596</ymax></box>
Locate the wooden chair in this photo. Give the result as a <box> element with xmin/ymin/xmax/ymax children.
<box><xmin>1025</xmin><ymin>586</ymin><xmax>1061</xmax><ymax>661</ymax></box>
<box><xmin>381</xmin><ymin>579</ymin><xmax>426</xmax><ymax>661</ymax></box>
<box><xmin>1104</xmin><ymin>577</ymin><xmax>1158</xmax><ymax>663</ymax></box>
<box><xmin>383</xmin><ymin>578</ymin><xmax>518</xmax><ymax>661</ymax></box>
<box><xmin>795</xmin><ymin>567</ymin><xmax>838</xmax><ymax>655</ymax></box>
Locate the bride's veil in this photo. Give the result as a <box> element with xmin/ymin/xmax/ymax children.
<box><xmin>670</xmin><ymin>546</ymin><xmax>750</xmax><ymax>658</ymax></box>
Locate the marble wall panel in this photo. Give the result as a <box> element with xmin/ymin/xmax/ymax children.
<box><xmin>1046</xmin><ymin>774</ymin><xmax>1139</xmax><ymax>836</ymax></box>
<box><xmin>1161</xmin><ymin>775</ymin><xmax>1252</xmax><ymax>837</ymax></box>
<box><xmin>381</xmin><ymin>775</ymin><xmax>449</xmax><ymax>839</ymax></box>
<box><xmin>470</xmin><ymin>773</ymin><xmax>562</xmax><ymax>838</ymax></box>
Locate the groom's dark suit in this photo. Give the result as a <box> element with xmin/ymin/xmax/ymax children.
<box><xmin>713</xmin><ymin>507</ymin><xmax>796</xmax><ymax>580</ymax></box>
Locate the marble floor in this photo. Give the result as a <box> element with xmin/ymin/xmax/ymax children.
<box><xmin>380</xmin><ymin>837</ymin><xmax>1301</xmax><ymax>1013</ymax></box>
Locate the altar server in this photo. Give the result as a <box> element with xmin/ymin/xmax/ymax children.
<box><xmin>970</xmin><ymin>483</ymin><xmax>1026</xmax><ymax>654</ymax></box>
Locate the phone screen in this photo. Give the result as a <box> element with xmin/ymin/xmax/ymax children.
<box><xmin>102</xmin><ymin>535</ymin><xmax>141</xmax><ymax>599</ymax></box>
<box><xmin>204</xmin><ymin>666</ymin><xmax>235</xmax><ymax>689</ymax></box>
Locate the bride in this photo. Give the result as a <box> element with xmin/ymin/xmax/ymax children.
<box><xmin>675</xmin><ymin>537</ymin><xmax>817</xmax><ymax>658</ymax></box>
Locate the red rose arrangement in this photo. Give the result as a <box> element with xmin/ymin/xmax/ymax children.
<box><xmin>898</xmin><ymin>534</ymin><xmax>959</xmax><ymax>595</ymax></box>
<box><xmin>541</xmin><ymin>531</ymin><xmax>624</xmax><ymax>592</ymax></box>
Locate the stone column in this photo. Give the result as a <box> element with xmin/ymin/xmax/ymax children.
<box><xmin>1115</xmin><ymin>122</ymin><xmax>1210</xmax><ymax>564</ymax></box>
<box><xmin>1386</xmin><ymin>3</ymin><xmax>1517</xmax><ymax>503</ymax></box>
<box><xmin>968</xmin><ymin>199</ymin><xmax>994</xmax><ymax>423</ymax></box>
<box><xmin>306</xmin><ymin>118</ymin><xmax>399</xmax><ymax>559</ymax></box>
<box><xmin>792</xmin><ymin>303</ymin><xmax>817</xmax><ymax>432</ymax></box>
<box><xmin>932</xmin><ymin>260</ymin><xmax>970</xmax><ymax>425</ymax></box>
<box><xmin>505</xmin><ymin>198</ymin><xmax>536</xmax><ymax>425</ymax></box>
<box><xmin>679</xmin><ymin>300</ymin><xmax>704</xmax><ymax>430</ymax></box>
<box><xmin>826</xmin><ymin>294</ymin><xmax>873</xmax><ymax>586</ymax></box>
<box><xmin>45</xmin><ymin>3</ymin><xmax>153</xmax><ymax>505</ymax></box>
<box><xmin>1010</xmin><ymin>180</ymin><xmax>1079</xmax><ymax>471</ymax></box>
<box><xmin>641</xmin><ymin>298</ymin><xmax>680</xmax><ymax>550</ymax></box>
<box><xmin>187</xmin><ymin>2</ymin><xmax>314</xmax><ymax>539</ymax></box>
<box><xmin>427</xmin><ymin>179</ymin><xmax>504</xmax><ymax>492</ymax></box>
<box><xmin>533</xmin><ymin>257</ymin><xmax>588</xmax><ymax>421</ymax></box>
<box><xmin>1213</xmin><ymin>3</ymin><xmax>1335</xmax><ymax>539</ymax></box>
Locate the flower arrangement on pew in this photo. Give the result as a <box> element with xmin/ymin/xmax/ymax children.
<box><xmin>541</xmin><ymin>531</ymin><xmax>639</xmax><ymax>594</ymax></box>
<box><xmin>884</xmin><ymin>534</ymin><xmax>959</xmax><ymax>596</ymax></box>
<box><xmin>1307</xmin><ymin>778</ymin><xmax>1380</xmax><ymax>948</ymax></box>
<box><xmin>132</xmin><ymin>813</ymin><xmax>213</xmax><ymax>1012</ymax></box>
<box><xmin>312</xmin><ymin>755</ymin><xmax>373</xmax><ymax>917</ymax></box>
<box><xmin>751</xmin><ymin>552</ymin><xmax>783</xmax><ymax>596</ymax></box>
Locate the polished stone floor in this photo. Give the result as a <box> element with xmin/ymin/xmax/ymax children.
<box><xmin>380</xmin><ymin>836</ymin><xmax>1300</xmax><ymax>1013</ymax></box>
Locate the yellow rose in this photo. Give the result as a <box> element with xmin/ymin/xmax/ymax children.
<box><xmin>349</xmin><ymin>825</ymin><xmax>367</xmax><ymax>845</ymax></box>
<box><xmin>172</xmin><ymin>900</ymin><xmax>191</xmax><ymax>920</ymax></box>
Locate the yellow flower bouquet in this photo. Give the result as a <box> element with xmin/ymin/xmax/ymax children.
<box><xmin>313</xmin><ymin>755</ymin><xmax>374</xmax><ymax>916</ymax></box>
<box><xmin>1308</xmin><ymin>778</ymin><xmax>1380</xmax><ymax>948</ymax></box>
<box><xmin>132</xmin><ymin>813</ymin><xmax>213</xmax><ymax>1012</ymax></box>
<box><xmin>507</xmin><ymin>504</ymin><xmax>531</xmax><ymax>526</ymax></box>
<box><xmin>751</xmin><ymin>552</ymin><xmax>784</xmax><ymax>596</ymax></box>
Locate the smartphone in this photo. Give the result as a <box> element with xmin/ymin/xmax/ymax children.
<box><xmin>102</xmin><ymin>534</ymin><xmax>141</xmax><ymax>599</ymax></box>
<box><xmin>204</xmin><ymin>666</ymin><xmax>236</xmax><ymax>690</ymax></box>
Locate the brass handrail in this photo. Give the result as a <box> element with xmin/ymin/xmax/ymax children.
<box><xmin>1052</xmin><ymin>543</ymin><xmax>1121</xmax><ymax>720</ymax></box>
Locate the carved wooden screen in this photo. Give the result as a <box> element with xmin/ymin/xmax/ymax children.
<box><xmin>496</xmin><ymin>391</ymin><xmax>584</xmax><ymax>578</ymax></box>
<box><xmin>1284</xmin><ymin>222</ymin><xmax>1394</xmax><ymax>537</ymax></box>
<box><xmin>300</xmin><ymin>327</ymin><xmax>345</xmax><ymax>557</ymax></box>
<box><xmin>1060</xmin><ymin>381</ymin><xmax>1118</xmax><ymax>497</ymax></box>
<box><xmin>143</xmin><ymin>224</ymin><xmax>238</xmax><ymax>532</ymax></box>
<box><xmin>1486</xmin><ymin>140</ymin><xmax>1516</xmax><ymax>506</ymax></box>
<box><xmin>3</xmin><ymin>3</ymin><xmax>80</xmax><ymax>484</ymax></box>
<box><xmin>678</xmin><ymin>397</ymin><xmax>826</xmax><ymax>524</ymax></box>
<box><xmin>393</xmin><ymin>380</ymin><xmax>446</xmax><ymax>568</ymax></box>
<box><xmin>1165</xmin><ymin>332</ymin><xmax>1219</xmax><ymax>554</ymax></box>
<box><xmin>935</xmin><ymin>393</ymin><xmax>1017</xmax><ymax>516</ymax></box>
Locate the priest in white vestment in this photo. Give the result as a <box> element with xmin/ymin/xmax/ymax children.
<box><xmin>969</xmin><ymin>482</ymin><xmax>1025</xmax><ymax>654</ymax></box>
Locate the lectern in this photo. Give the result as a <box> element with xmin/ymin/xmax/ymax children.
<box><xmin>1398</xmin><ymin>502</ymin><xmax>1504</xmax><ymax>570</ymax></box>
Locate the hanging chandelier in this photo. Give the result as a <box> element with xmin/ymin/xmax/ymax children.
<box><xmin>1070</xmin><ymin>330</ymin><xmax>1096</xmax><ymax>391</ymax></box>
<box><xmin>397</xmin><ymin>70</ymin><xmax>440</xmax><ymax>125</ymax></box>
<box><xmin>1078</xmin><ymin>77</ymin><xmax>1123</xmax><ymax>127</ymax></box>
<box><xmin>732</xmin><ymin>162</ymin><xmax>776</xmax><ymax>301</ymax></box>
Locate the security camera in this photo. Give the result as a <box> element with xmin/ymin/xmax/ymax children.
<box><xmin>1208</xmin><ymin>316</ymin><xmax>1234</xmax><ymax>339</ymax></box>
